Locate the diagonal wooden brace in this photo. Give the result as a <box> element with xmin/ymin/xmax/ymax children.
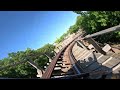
<box><xmin>85</xmin><ymin>38</ymin><xmax>106</xmax><ymax>55</ymax></box>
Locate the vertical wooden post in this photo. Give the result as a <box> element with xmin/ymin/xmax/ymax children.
<box><xmin>86</xmin><ymin>38</ymin><xmax>106</xmax><ymax>55</ymax></box>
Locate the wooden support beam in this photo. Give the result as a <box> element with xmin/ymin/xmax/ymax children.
<box><xmin>60</xmin><ymin>45</ymin><xmax>62</xmax><ymax>49</ymax></box>
<box><xmin>84</xmin><ymin>25</ymin><xmax>120</xmax><ymax>39</ymax></box>
<box><xmin>53</xmin><ymin>50</ymin><xmax>57</xmax><ymax>56</ymax></box>
<box><xmin>76</xmin><ymin>40</ymin><xmax>88</xmax><ymax>50</ymax></box>
<box><xmin>27</xmin><ymin>60</ymin><xmax>41</xmax><ymax>70</ymax></box>
<box><xmin>56</xmin><ymin>47</ymin><xmax>58</xmax><ymax>50</ymax></box>
<box><xmin>86</xmin><ymin>38</ymin><xmax>106</xmax><ymax>55</ymax></box>
<box><xmin>44</xmin><ymin>54</ymin><xmax>52</xmax><ymax>60</ymax></box>
<box><xmin>27</xmin><ymin>60</ymin><xmax>43</xmax><ymax>78</ymax></box>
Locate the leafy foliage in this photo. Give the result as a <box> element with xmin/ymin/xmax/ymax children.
<box><xmin>55</xmin><ymin>32</ymin><xmax>68</xmax><ymax>43</ymax></box>
<box><xmin>1</xmin><ymin>11</ymin><xmax>120</xmax><ymax>78</ymax></box>
<box><xmin>74</xmin><ymin>11</ymin><xmax>120</xmax><ymax>43</ymax></box>
<box><xmin>55</xmin><ymin>11</ymin><xmax>120</xmax><ymax>44</ymax></box>
<box><xmin>0</xmin><ymin>44</ymin><xmax>55</xmax><ymax>78</ymax></box>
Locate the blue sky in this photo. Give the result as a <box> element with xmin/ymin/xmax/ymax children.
<box><xmin>0</xmin><ymin>11</ymin><xmax>78</xmax><ymax>60</ymax></box>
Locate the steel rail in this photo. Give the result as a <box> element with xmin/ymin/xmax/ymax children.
<box><xmin>42</xmin><ymin>34</ymin><xmax>83</xmax><ymax>79</ymax></box>
<box><xmin>68</xmin><ymin>41</ymin><xmax>85</xmax><ymax>75</ymax></box>
<box><xmin>2</xmin><ymin>25</ymin><xmax>119</xmax><ymax>78</ymax></box>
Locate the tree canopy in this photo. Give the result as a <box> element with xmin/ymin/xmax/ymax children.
<box><xmin>1</xmin><ymin>11</ymin><xmax>120</xmax><ymax>78</ymax></box>
<box><xmin>55</xmin><ymin>11</ymin><xmax>120</xmax><ymax>44</ymax></box>
<box><xmin>0</xmin><ymin>43</ymin><xmax>55</xmax><ymax>78</ymax></box>
<box><xmin>74</xmin><ymin>11</ymin><xmax>120</xmax><ymax>43</ymax></box>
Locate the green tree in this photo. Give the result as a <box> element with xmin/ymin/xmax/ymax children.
<box><xmin>0</xmin><ymin>43</ymin><xmax>55</xmax><ymax>78</ymax></box>
<box><xmin>55</xmin><ymin>32</ymin><xmax>68</xmax><ymax>43</ymax></box>
<box><xmin>74</xmin><ymin>11</ymin><xmax>120</xmax><ymax>43</ymax></box>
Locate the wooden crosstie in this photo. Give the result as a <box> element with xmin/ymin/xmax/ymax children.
<box><xmin>0</xmin><ymin>25</ymin><xmax>120</xmax><ymax>79</ymax></box>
